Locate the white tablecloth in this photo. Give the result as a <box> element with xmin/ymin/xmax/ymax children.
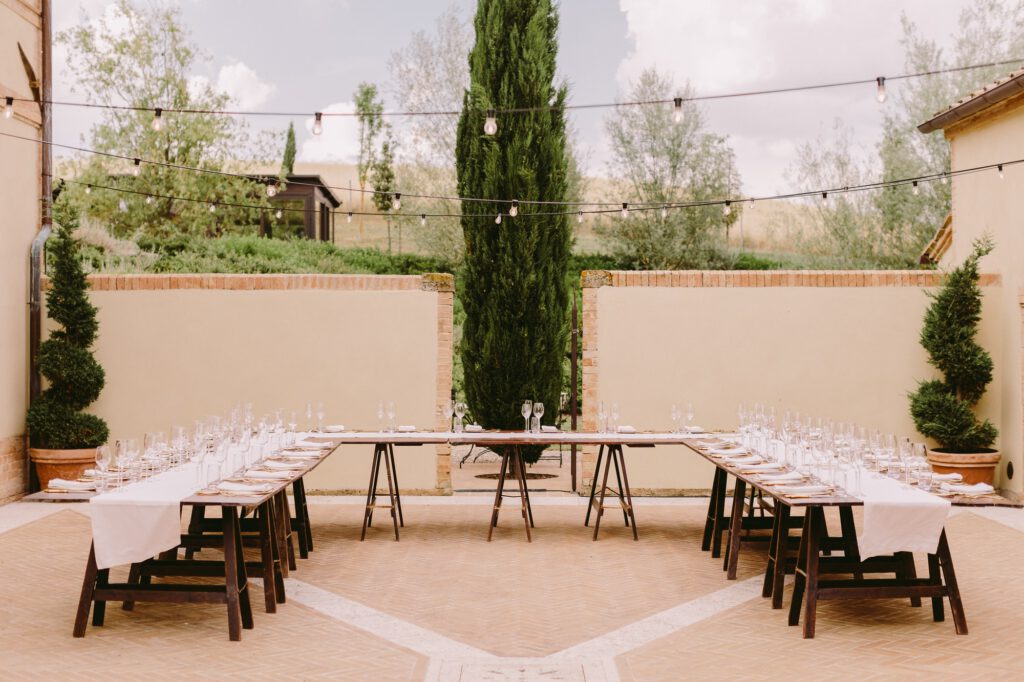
<box><xmin>857</xmin><ymin>473</ymin><xmax>951</xmax><ymax>559</ymax></box>
<box><xmin>89</xmin><ymin>462</ymin><xmax>202</xmax><ymax>570</ymax></box>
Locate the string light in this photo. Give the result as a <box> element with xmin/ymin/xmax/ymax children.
<box><xmin>266</xmin><ymin>182</ymin><xmax>278</xmax><ymax>198</ymax></box>
<box><xmin>998</xmin><ymin>164</ymin><xmax>1004</xmax><ymax>179</ymax></box>
<box><xmin>940</xmin><ymin>174</ymin><xmax>948</xmax><ymax>185</ymax></box>
<box><xmin>4</xmin><ymin>96</ymin><xmax>13</xmax><ymax>119</ymax></box>
<box><xmin>483</xmin><ymin>109</ymin><xmax>498</xmax><ymax>135</ymax></box>
<box><xmin>209</xmin><ymin>203</ymin><xmax>216</xmax><ymax>213</ymax></box>
<box><xmin>748</xmin><ymin>199</ymin><xmax>755</xmax><ymax>209</ymax></box>
<box><xmin>660</xmin><ymin>206</ymin><xmax>668</xmax><ymax>219</ymax></box>
<box><xmin>495</xmin><ymin>213</ymin><xmax>502</xmax><ymax>225</ymax></box>
<box><xmin>392</xmin><ymin>192</ymin><xmax>401</xmax><ymax>210</ymax></box>
<box><xmin>577</xmin><ymin>211</ymin><xmax>583</xmax><ymax>224</ymax></box>
<box><xmin>346</xmin><ymin>212</ymin><xmax>352</xmax><ymax>223</ymax></box>
<box><xmin>131</xmin><ymin>158</ymin><xmax>141</xmax><ymax>177</ymax></box>
<box><xmin>876</xmin><ymin>77</ymin><xmax>887</xmax><ymax>103</ymax></box>
<box><xmin>152</xmin><ymin>107</ymin><xmax>163</xmax><ymax>131</ymax></box>
<box><xmin>912</xmin><ymin>181</ymin><xmax>919</xmax><ymax>196</ymax></box>
<box><xmin>723</xmin><ymin>201</ymin><xmax>732</xmax><ymax>216</ymax></box>
<box><xmin>509</xmin><ymin>200</ymin><xmax>519</xmax><ymax>217</ymax></box>
<box><xmin>275</xmin><ymin>209</ymin><xmax>282</xmax><ymax>219</ymax></box>
<box><xmin>84</xmin><ymin>185</ymin><xmax>91</xmax><ymax>194</ymax></box>
<box><xmin>145</xmin><ymin>194</ymin><xmax>153</xmax><ymax>204</ymax></box>
<box><xmin>672</xmin><ymin>97</ymin><xmax>683</xmax><ymax>125</ymax></box>
<box><xmin>118</xmin><ymin>198</ymin><xmax>127</xmax><ymax>212</ymax></box>
<box><xmin>822</xmin><ymin>191</ymin><xmax>828</xmax><ymax>201</ymax></box>
<box><xmin>312</xmin><ymin>112</ymin><xmax>323</xmax><ymax>135</ymax></box>
<box><xmin>420</xmin><ymin>214</ymin><xmax>427</xmax><ymax>226</ymax></box>
<box><xmin>621</xmin><ymin>202</ymin><xmax>629</xmax><ymax>218</ymax></box>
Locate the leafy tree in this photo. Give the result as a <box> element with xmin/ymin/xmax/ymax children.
<box><xmin>597</xmin><ymin>69</ymin><xmax>739</xmax><ymax>269</ymax></box>
<box><xmin>371</xmin><ymin>127</ymin><xmax>398</xmax><ymax>253</ymax></box>
<box><xmin>281</xmin><ymin>122</ymin><xmax>296</xmax><ymax>177</ymax></box>
<box><xmin>354</xmin><ymin>82</ymin><xmax>385</xmax><ymax>234</ymax></box>
<box><xmin>909</xmin><ymin>237</ymin><xmax>997</xmax><ymax>452</ymax></box>
<box><xmin>58</xmin><ymin>0</ymin><xmax>278</xmax><ymax>240</ymax></box>
<box><xmin>455</xmin><ymin>0</ymin><xmax>571</xmax><ymax>461</ymax></box>
<box><xmin>26</xmin><ymin>195</ymin><xmax>109</xmax><ymax>449</ymax></box>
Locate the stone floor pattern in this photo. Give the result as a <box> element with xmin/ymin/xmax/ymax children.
<box><xmin>1</xmin><ymin>495</ymin><xmax>1023</xmax><ymax>681</ymax></box>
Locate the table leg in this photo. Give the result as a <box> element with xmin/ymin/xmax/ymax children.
<box><xmin>487</xmin><ymin>450</ymin><xmax>509</xmax><ymax>541</ymax></box>
<box><xmin>388</xmin><ymin>444</ymin><xmax>404</xmax><ymax>527</ymax></box>
<box><xmin>91</xmin><ymin>565</ymin><xmax>110</xmax><ymax>626</ymax></box>
<box><xmin>73</xmin><ymin>543</ymin><xmax>99</xmax><ymax>637</ymax></box>
<box><xmin>788</xmin><ymin>513</ymin><xmax>810</xmax><ymax>627</ymax></box>
<box><xmin>937</xmin><ymin>530</ymin><xmax>968</xmax><ymax>635</ymax></box>
<box><xmin>723</xmin><ymin>478</ymin><xmax>746</xmax><ymax>579</ymax></box>
<box><xmin>513</xmin><ymin>451</ymin><xmax>532</xmax><ymax>542</ymax></box>
<box><xmin>614</xmin><ymin>446</ymin><xmax>639</xmax><ymax>541</ymax></box>
<box><xmin>184</xmin><ymin>505</ymin><xmax>206</xmax><ymax>560</ymax></box>
<box><xmin>711</xmin><ymin>469</ymin><xmax>728</xmax><ymax>558</ymax></box>
<box><xmin>258</xmin><ymin>501</ymin><xmax>278</xmax><ymax>613</ymax></box>
<box><xmin>702</xmin><ymin>468</ymin><xmax>721</xmax><ymax>551</ymax></box>
<box><xmin>593</xmin><ymin>443</ymin><xmax>614</xmax><ymax>541</ymax></box>
<box><xmin>382</xmin><ymin>443</ymin><xmax>400</xmax><ymax>541</ymax></box>
<box><xmin>292</xmin><ymin>478</ymin><xmax>309</xmax><ymax>559</ymax></box>
<box><xmin>361</xmin><ymin>444</ymin><xmax>383</xmax><ymax>541</ymax></box>
<box><xmin>762</xmin><ymin>503</ymin><xmax>783</xmax><ymax>598</ymax></box>
<box><xmin>802</xmin><ymin>507</ymin><xmax>822</xmax><ymax>639</ymax></box>
<box><xmin>896</xmin><ymin>551</ymin><xmax>922</xmax><ymax>607</ymax></box>
<box><xmin>122</xmin><ymin>562</ymin><xmax>141</xmax><ymax>611</ymax></box>
<box><xmin>770</xmin><ymin>505</ymin><xmax>792</xmax><ymax>609</ymax></box>
<box><xmin>584</xmin><ymin>445</ymin><xmax>605</xmax><ymax>527</ymax></box>
<box><xmin>928</xmin><ymin>552</ymin><xmax>945</xmax><ymax>623</ymax></box>
<box><xmin>839</xmin><ymin>506</ymin><xmax>863</xmax><ymax>581</ymax></box>
<box><xmin>610</xmin><ymin>448</ymin><xmax>629</xmax><ymax>527</ymax></box>
<box><xmin>276</xmin><ymin>491</ymin><xmax>296</xmax><ymax>572</ymax></box>
<box><xmin>223</xmin><ymin>507</ymin><xmax>244</xmax><ymax>641</ymax></box>
<box><xmin>518</xmin><ymin>446</ymin><xmax>535</xmax><ymax>528</ymax></box>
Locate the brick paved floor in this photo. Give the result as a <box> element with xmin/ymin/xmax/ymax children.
<box><xmin>0</xmin><ymin>497</ymin><xmax>1021</xmax><ymax>680</ymax></box>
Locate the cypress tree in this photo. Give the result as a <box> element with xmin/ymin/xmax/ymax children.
<box><xmin>281</xmin><ymin>122</ymin><xmax>297</xmax><ymax>177</ymax></box>
<box><xmin>456</xmin><ymin>0</ymin><xmax>571</xmax><ymax>462</ymax></box>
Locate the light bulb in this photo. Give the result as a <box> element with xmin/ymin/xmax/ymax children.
<box><xmin>483</xmin><ymin>109</ymin><xmax>498</xmax><ymax>135</ymax></box>
<box><xmin>392</xmin><ymin>193</ymin><xmax>401</xmax><ymax>211</ymax></box>
<box><xmin>347</xmin><ymin>212</ymin><xmax>352</xmax><ymax>223</ymax></box>
<box><xmin>723</xmin><ymin>201</ymin><xmax>732</xmax><ymax>217</ymax></box>
<box><xmin>118</xmin><ymin>199</ymin><xmax>127</xmax><ymax>212</ymax></box>
<box><xmin>145</xmin><ymin>195</ymin><xmax>153</xmax><ymax>205</ymax></box>
<box><xmin>672</xmin><ymin>97</ymin><xmax>683</xmax><ymax>125</ymax></box>
<box><xmin>876</xmin><ymin>76</ymin><xmax>887</xmax><ymax>103</ymax></box>
<box><xmin>3</xmin><ymin>96</ymin><xmax>13</xmax><ymax>119</ymax></box>
<box><xmin>912</xmin><ymin>181</ymin><xmax>919</xmax><ymax>196</ymax></box>
<box><xmin>495</xmin><ymin>213</ymin><xmax>502</xmax><ymax>225</ymax></box>
<box><xmin>576</xmin><ymin>211</ymin><xmax>583</xmax><ymax>224</ymax></box>
<box><xmin>275</xmin><ymin>209</ymin><xmax>282</xmax><ymax>219</ymax></box>
<box><xmin>509</xmin><ymin>200</ymin><xmax>519</xmax><ymax>217</ymax></box>
<box><xmin>940</xmin><ymin>174</ymin><xmax>948</xmax><ymax>185</ymax></box>
<box><xmin>209</xmin><ymin>203</ymin><xmax>216</xmax><ymax>213</ymax></box>
<box><xmin>822</xmin><ymin>191</ymin><xmax>828</xmax><ymax>201</ymax></box>
<box><xmin>420</xmin><ymin>214</ymin><xmax>426</xmax><ymax>226</ymax></box>
<box><xmin>132</xmin><ymin>158</ymin><xmax>141</xmax><ymax>177</ymax></box>
<box><xmin>998</xmin><ymin>164</ymin><xmax>1004</xmax><ymax>179</ymax></box>
<box><xmin>152</xmin><ymin>107</ymin><xmax>163</xmax><ymax>131</ymax></box>
<box><xmin>312</xmin><ymin>112</ymin><xmax>323</xmax><ymax>135</ymax></box>
<box><xmin>748</xmin><ymin>199</ymin><xmax>755</xmax><ymax>209</ymax></box>
<box><xmin>621</xmin><ymin>202</ymin><xmax>629</xmax><ymax>218</ymax></box>
<box><xmin>266</xmin><ymin>182</ymin><xmax>278</xmax><ymax>198</ymax></box>
<box><xmin>660</xmin><ymin>206</ymin><xmax>668</xmax><ymax>219</ymax></box>
<box><xmin>84</xmin><ymin>185</ymin><xmax>91</xmax><ymax>195</ymax></box>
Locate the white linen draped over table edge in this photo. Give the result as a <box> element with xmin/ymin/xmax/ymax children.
<box><xmin>857</xmin><ymin>473</ymin><xmax>951</xmax><ymax>560</ymax></box>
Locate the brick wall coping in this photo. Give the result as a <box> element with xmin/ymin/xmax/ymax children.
<box><xmin>40</xmin><ymin>273</ymin><xmax>456</xmax><ymax>293</ymax></box>
<box><xmin>582</xmin><ymin>270</ymin><xmax>1001</xmax><ymax>289</ymax></box>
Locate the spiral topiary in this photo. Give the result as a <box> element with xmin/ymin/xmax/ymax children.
<box><xmin>909</xmin><ymin>236</ymin><xmax>997</xmax><ymax>453</ymax></box>
<box><xmin>26</xmin><ymin>197</ymin><xmax>109</xmax><ymax>449</ymax></box>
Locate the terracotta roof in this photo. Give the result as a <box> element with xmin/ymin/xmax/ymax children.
<box><xmin>919</xmin><ymin>66</ymin><xmax>1024</xmax><ymax>133</ymax></box>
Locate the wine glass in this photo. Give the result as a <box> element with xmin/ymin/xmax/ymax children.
<box><xmin>442</xmin><ymin>400</ymin><xmax>455</xmax><ymax>431</ymax></box>
<box><xmin>377</xmin><ymin>400</ymin><xmax>386</xmax><ymax>431</ymax></box>
<box><xmin>386</xmin><ymin>401</ymin><xmax>396</xmax><ymax>432</ymax></box>
<box><xmin>95</xmin><ymin>445</ymin><xmax>111</xmax><ymax>488</ymax></box>
<box><xmin>597</xmin><ymin>401</ymin><xmax>608</xmax><ymax>433</ymax></box>
<box><xmin>306</xmin><ymin>402</ymin><xmax>314</xmax><ymax>431</ymax></box>
<box><xmin>454</xmin><ymin>402</ymin><xmax>467</xmax><ymax>433</ymax></box>
<box><xmin>521</xmin><ymin>400</ymin><xmax>533</xmax><ymax>432</ymax></box>
<box><xmin>533</xmin><ymin>402</ymin><xmax>544</xmax><ymax>433</ymax></box>
<box><xmin>316</xmin><ymin>402</ymin><xmax>325</xmax><ymax>432</ymax></box>
<box><xmin>670</xmin><ymin>404</ymin><xmax>681</xmax><ymax>433</ymax></box>
<box><xmin>685</xmin><ymin>402</ymin><xmax>695</xmax><ymax>432</ymax></box>
<box><xmin>610</xmin><ymin>403</ymin><xmax>620</xmax><ymax>432</ymax></box>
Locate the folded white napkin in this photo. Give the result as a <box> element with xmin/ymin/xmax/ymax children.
<box><xmin>541</xmin><ymin>425</ymin><xmax>559</xmax><ymax>432</ymax></box>
<box><xmin>724</xmin><ymin>455</ymin><xmax>763</xmax><ymax>465</ymax></box>
<box><xmin>398</xmin><ymin>425</ymin><xmax>417</xmax><ymax>432</ymax></box>
<box><xmin>291</xmin><ymin>441</ymin><xmax>327</xmax><ymax>450</ymax></box>
<box><xmin>275</xmin><ymin>451</ymin><xmax>321</xmax><ymax>460</ymax></box>
<box><xmin>708</xmin><ymin>447</ymin><xmax>747</xmax><ymax>456</ymax></box>
<box><xmin>696</xmin><ymin>439</ymin><xmax>725</xmax><ymax>447</ymax></box>
<box><xmin>757</xmin><ymin>471</ymin><xmax>806</xmax><ymax>482</ymax></box>
<box><xmin>617</xmin><ymin>425</ymin><xmax>636</xmax><ymax>433</ymax></box>
<box><xmin>684</xmin><ymin>425</ymin><xmax>705</xmax><ymax>433</ymax></box>
<box><xmin>323</xmin><ymin>424</ymin><xmax>346</xmax><ymax>433</ymax></box>
<box><xmin>941</xmin><ymin>482</ymin><xmax>995</xmax><ymax>495</ymax></box>
<box><xmin>218</xmin><ymin>481</ymin><xmax>273</xmax><ymax>493</ymax></box>
<box><xmin>739</xmin><ymin>463</ymin><xmax>785</xmax><ymax>472</ymax></box>
<box><xmin>244</xmin><ymin>469</ymin><xmax>292</xmax><ymax>480</ymax></box>
<box><xmin>932</xmin><ymin>473</ymin><xmax>963</xmax><ymax>482</ymax></box>
<box><xmin>263</xmin><ymin>460</ymin><xmax>306</xmax><ymax>470</ymax></box>
<box><xmin>776</xmin><ymin>484</ymin><xmax>832</xmax><ymax>495</ymax></box>
<box><xmin>48</xmin><ymin>478</ymin><xmax>96</xmax><ymax>491</ymax></box>
<box><xmin>465</xmin><ymin>424</ymin><xmax>483</xmax><ymax>432</ymax></box>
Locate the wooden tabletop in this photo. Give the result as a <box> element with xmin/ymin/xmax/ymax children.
<box><xmin>308</xmin><ymin>430</ymin><xmax>723</xmax><ymax>446</ymax></box>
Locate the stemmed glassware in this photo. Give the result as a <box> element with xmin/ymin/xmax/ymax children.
<box><xmin>316</xmin><ymin>402</ymin><xmax>325</xmax><ymax>432</ymax></box>
<box><xmin>533</xmin><ymin>402</ymin><xmax>544</xmax><ymax>433</ymax></box>
<box><xmin>610</xmin><ymin>403</ymin><xmax>620</xmax><ymax>432</ymax></box>
<box><xmin>685</xmin><ymin>402</ymin><xmax>695</xmax><ymax>432</ymax></box>
<box><xmin>94</xmin><ymin>445</ymin><xmax>111</xmax><ymax>492</ymax></box>
<box><xmin>386</xmin><ymin>401</ymin><xmax>396</xmax><ymax>432</ymax></box>
<box><xmin>670</xmin><ymin>404</ymin><xmax>682</xmax><ymax>433</ymax></box>
<box><xmin>377</xmin><ymin>401</ymin><xmax>386</xmax><ymax>431</ymax></box>
<box><xmin>443</xmin><ymin>400</ymin><xmax>455</xmax><ymax>432</ymax></box>
<box><xmin>598</xmin><ymin>401</ymin><xmax>608</xmax><ymax>433</ymax></box>
<box><xmin>454</xmin><ymin>402</ymin><xmax>467</xmax><ymax>432</ymax></box>
<box><xmin>521</xmin><ymin>400</ymin><xmax>533</xmax><ymax>432</ymax></box>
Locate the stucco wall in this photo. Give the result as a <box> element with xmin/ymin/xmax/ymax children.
<box><xmin>582</xmin><ymin>270</ymin><xmax>1002</xmax><ymax>493</ymax></box>
<box><xmin>0</xmin><ymin>0</ymin><xmax>42</xmax><ymax>500</ymax></box>
<box><xmin>945</xmin><ymin>99</ymin><xmax>1024</xmax><ymax>495</ymax></box>
<box><xmin>44</xmin><ymin>274</ymin><xmax>455</xmax><ymax>493</ymax></box>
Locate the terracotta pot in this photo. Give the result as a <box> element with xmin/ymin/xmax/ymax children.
<box><xmin>927</xmin><ymin>447</ymin><xmax>1001</xmax><ymax>486</ymax></box>
<box><xmin>29</xmin><ymin>447</ymin><xmax>97</xmax><ymax>488</ymax></box>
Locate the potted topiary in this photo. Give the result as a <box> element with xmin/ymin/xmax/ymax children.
<box><xmin>26</xmin><ymin>197</ymin><xmax>109</xmax><ymax>486</ymax></box>
<box><xmin>909</xmin><ymin>237</ymin><xmax>999</xmax><ymax>485</ymax></box>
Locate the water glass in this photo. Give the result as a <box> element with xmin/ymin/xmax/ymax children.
<box><xmin>454</xmin><ymin>402</ymin><xmax>467</xmax><ymax>433</ymax></box>
<box><xmin>443</xmin><ymin>400</ymin><xmax>455</xmax><ymax>431</ymax></box>
<box><xmin>521</xmin><ymin>400</ymin><xmax>533</xmax><ymax>432</ymax></box>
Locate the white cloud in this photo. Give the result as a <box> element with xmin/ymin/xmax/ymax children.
<box><xmin>216</xmin><ymin>61</ymin><xmax>275</xmax><ymax>110</ymax></box>
<box><xmin>299</xmin><ymin>101</ymin><xmax>360</xmax><ymax>163</ymax></box>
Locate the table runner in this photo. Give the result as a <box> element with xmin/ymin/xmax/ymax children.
<box><xmin>857</xmin><ymin>472</ymin><xmax>950</xmax><ymax>559</ymax></box>
<box><xmin>89</xmin><ymin>463</ymin><xmax>202</xmax><ymax>569</ymax></box>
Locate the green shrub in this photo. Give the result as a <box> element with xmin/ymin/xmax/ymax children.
<box><xmin>908</xmin><ymin>237</ymin><xmax>997</xmax><ymax>452</ymax></box>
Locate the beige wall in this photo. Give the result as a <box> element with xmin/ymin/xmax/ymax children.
<box><xmin>945</xmin><ymin>99</ymin><xmax>1024</xmax><ymax>495</ymax></box>
<box><xmin>583</xmin><ymin>271</ymin><xmax>1002</xmax><ymax>493</ymax></box>
<box><xmin>0</xmin><ymin>0</ymin><xmax>42</xmax><ymax>500</ymax></box>
<box><xmin>45</xmin><ymin>274</ymin><xmax>455</xmax><ymax>493</ymax></box>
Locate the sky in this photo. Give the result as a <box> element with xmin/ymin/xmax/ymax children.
<box><xmin>51</xmin><ymin>0</ymin><xmax>987</xmax><ymax>196</ymax></box>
